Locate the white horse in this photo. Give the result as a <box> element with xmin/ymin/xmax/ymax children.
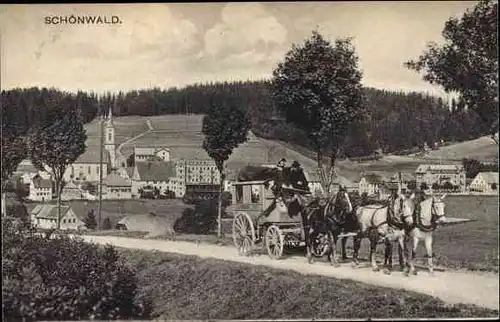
<box><xmin>352</xmin><ymin>193</ymin><xmax>414</xmax><ymax>273</ymax></box>
<box><xmin>403</xmin><ymin>193</ymin><xmax>447</xmax><ymax>276</ymax></box>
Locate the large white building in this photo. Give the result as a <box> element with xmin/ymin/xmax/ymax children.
<box><xmin>415</xmin><ymin>164</ymin><xmax>466</xmax><ymax>192</ymax></box>
<box><xmin>131</xmin><ymin>161</ymin><xmax>181</xmax><ymax>197</ymax></box>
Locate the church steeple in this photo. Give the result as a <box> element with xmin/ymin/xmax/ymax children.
<box><xmin>107</xmin><ymin>107</ymin><xmax>114</xmax><ymax>126</ymax></box>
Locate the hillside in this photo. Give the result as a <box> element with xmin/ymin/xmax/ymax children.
<box><xmin>419</xmin><ymin>136</ymin><xmax>498</xmax><ymax>163</ymax></box>
<box><xmin>82</xmin><ymin>114</ymin><xmax>497</xmax><ymax>182</ymax></box>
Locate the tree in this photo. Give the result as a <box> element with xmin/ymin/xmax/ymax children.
<box><xmin>462</xmin><ymin>158</ymin><xmax>483</xmax><ymax>178</ymax></box>
<box><xmin>432</xmin><ymin>182</ymin><xmax>441</xmax><ymax>191</ymax></box>
<box><xmin>1</xmin><ymin>91</ymin><xmax>29</xmax><ymax>216</ymax></box>
<box><xmin>102</xmin><ymin>217</ymin><xmax>112</xmax><ymax>230</ymax></box>
<box><xmin>405</xmin><ymin>0</ymin><xmax>498</xmax><ymax>144</ymax></box>
<box><xmin>126</xmin><ymin>153</ymin><xmax>135</xmax><ymax>167</ymax></box>
<box><xmin>202</xmin><ymin>97</ymin><xmax>251</xmax><ymax>237</ymax></box>
<box><xmin>420</xmin><ymin>182</ymin><xmax>429</xmax><ymax>191</ymax></box>
<box><xmin>26</xmin><ymin>95</ymin><xmax>87</xmax><ymax>229</ymax></box>
<box><xmin>271</xmin><ymin>30</ymin><xmax>364</xmax><ymax>195</ymax></box>
<box><xmin>83</xmin><ymin>210</ymin><xmax>98</xmax><ymax>230</ymax></box>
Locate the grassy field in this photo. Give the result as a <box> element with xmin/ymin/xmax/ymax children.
<box><xmin>83</xmin><ymin>116</ymin><xmax>150</xmax><ymax>146</ymax></box>
<box><xmin>117</xmin><ymin>248</ymin><xmax>498</xmax><ymax>319</ymax></box>
<box><xmin>422</xmin><ymin>136</ymin><xmax>498</xmax><ymax>162</ymax></box>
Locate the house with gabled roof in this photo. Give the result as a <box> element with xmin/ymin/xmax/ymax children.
<box><xmin>131</xmin><ymin>161</ymin><xmax>177</xmax><ymax>197</ymax></box>
<box><xmin>105</xmin><ymin>171</ymin><xmax>132</xmax><ymax>199</ymax></box>
<box><xmin>30</xmin><ymin>204</ymin><xmax>85</xmax><ymax>230</ymax></box>
<box><xmin>61</xmin><ymin>180</ymin><xmax>84</xmax><ymax>201</ymax></box>
<box><xmin>469</xmin><ymin>172</ymin><xmax>499</xmax><ymax>194</ymax></box>
<box><xmin>29</xmin><ymin>174</ymin><xmax>53</xmax><ymax>202</ymax></box>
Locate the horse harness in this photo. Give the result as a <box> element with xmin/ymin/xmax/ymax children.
<box><xmin>368</xmin><ymin>198</ymin><xmax>406</xmax><ymax>232</ymax></box>
<box><xmin>406</xmin><ymin>197</ymin><xmax>445</xmax><ymax>233</ymax></box>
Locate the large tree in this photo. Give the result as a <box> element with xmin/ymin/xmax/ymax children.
<box><xmin>27</xmin><ymin>94</ymin><xmax>87</xmax><ymax>229</ymax></box>
<box><xmin>1</xmin><ymin>91</ymin><xmax>29</xmax><ymax>216</ymax></box>
<box><xmin>202</xmin><ymin>96</ymin><xmax>251</xmax><ymax>237</ymax></box>
<box><xmin>405</xmin><ymin>0</ymin><xmax>498</xmax><ymax>144</ymax></box>
<box><xmin>271</xmin><ymin>30</ymin><xmax>365</xmax><ymax>195</ymax></box>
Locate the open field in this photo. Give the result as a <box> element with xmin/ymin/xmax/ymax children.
<box><xmin>117</xmin><ymin>248</ymin><xmax>498</xmax><ymax>319</ymax></box>
<box><xmin>421</xmin><ymin>136</ymin><xmax>498</xmax><ymax>162</ymax></box>
<box><xmin>83</xmin><ymin>116</ymin><xmax>150</xmax><ymax>146</ymax></box>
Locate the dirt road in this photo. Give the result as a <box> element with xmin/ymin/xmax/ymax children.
<box><xmin>76</xmin><ymin>235</ymin><xmax>499</xmax><ymax>310</ymax></box>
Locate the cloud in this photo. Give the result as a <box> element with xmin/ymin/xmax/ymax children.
<box><xmin>0</xmin><ymin>4</ymin><xmax>202</xmax><ymax>91</ymax></box>
<box><xmin>203</xmin><ymin>3</ymin><xmax>287</xmax><ymax>64</ymax></box>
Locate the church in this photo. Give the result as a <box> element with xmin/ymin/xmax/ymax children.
<box><xmin>61</xmin><ymin>108</ymin><xmax>117</xmax><ymax>183</ymax></box>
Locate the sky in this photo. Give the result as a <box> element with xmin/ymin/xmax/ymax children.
<box><xmin>0</xmin><ymin>2</ymin><xmax>477</xmax><ymax>98</ymax></box>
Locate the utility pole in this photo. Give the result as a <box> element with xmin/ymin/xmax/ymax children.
<box><xmin>98</xmin><ymin>100</ymin><xmax>104</xmax><ymax>230</ymax></box>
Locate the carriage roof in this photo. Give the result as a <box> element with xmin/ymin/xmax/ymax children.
<box><xmin>231</xmin><ymin>180</ymin><xmax>269</xmax><ymax>186</ymax></box>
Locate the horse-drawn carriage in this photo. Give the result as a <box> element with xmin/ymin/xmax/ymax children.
<box><xmin>227</xmin><ymin>164</ymin><xmax>356</xmax><ymax>260</ymax></box>
<box><xmin>228</xmin><ymin>179</ymin><xmax>307</xmax><ymax>259</ymax></box>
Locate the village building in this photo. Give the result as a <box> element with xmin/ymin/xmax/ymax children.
<box><xmin>104</xmin><ymin>172</ymin><xmax>133</xmax><ymax>199</ymax></box>
<box><xmin>175</xmin><ymin>159</ymin><xmax>220</xmax><ymax>185</ymax></box>
<box><xmin>131</xmin><ymin>161</ymin><xmax>178</xmax><ymax>197</ymax></box>
<box><xmin>134</xmin><ymin>147</ymin><xmax>171</xmax><ymax>163</ymax></box>
<box><xmin>358</xmin><ymin>174</ymin><xmax>385</xmax><ymax>197</ymax></box>
<box><xmin>415</xmin><ymin>164</ymin><xmax>466</xmax><ymax>192</ymax></box>
<box><xmin>61</xmin><ymin>180</ymin><xmax>84</xmax><ymax>201</ymax></box>
<box><xmin>62</xmin><ymin>149</ymin><xmax>110</xmax><ymax>183</ymax></box>
<box><xmin>30</xmin><ymin>204</ymin><xmax>85</xmax><ymax>230</ymax></box>
<box><xmin>28</xmin><ymin>174</ymin><xmax>53</xmax><ymax>202</ymax></box>
<box><xmin>469</xmin><ymin>172</ymin><xmax>499</xmax><ymax>194</ymax></box>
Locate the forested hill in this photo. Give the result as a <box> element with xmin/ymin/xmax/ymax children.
<box><xmin>1</xmin><ymin>81</ymin><xmax>487</xmax><ymax>158</ymax></box>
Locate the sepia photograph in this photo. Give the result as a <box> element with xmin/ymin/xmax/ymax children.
<box><xmin>1</xmin><ymin>1</ymin><xmax>498</xmax><ymax>320</ymax></box>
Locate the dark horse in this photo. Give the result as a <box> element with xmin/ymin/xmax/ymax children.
<box><xmin>295</xmin><ymin>185</ymin><xmax>355</xmax><ymax>265</ymax></box>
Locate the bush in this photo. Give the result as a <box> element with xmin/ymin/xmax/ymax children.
<box><xmin>2</xmin><ymin>217</ymin><xmax>151</xmax><ymax>321</ymax></box>
<box><xmin>102</xmin><ymin>217</ymin><xmax>112</xmax><ymax>230</ymax></box>
<box><xmin>83</xmin><ymin>209</ymin><xmax>97</xmax><ymax>230</ymax></box>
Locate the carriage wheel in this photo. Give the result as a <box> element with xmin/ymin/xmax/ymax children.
<box><xmin>265</xmin><ymin>225</ymin><xmax>284</xmax><ymax>260</ymax></box>
<box><xmin>232</xmin><ymin>213</ymin><xmax>256</xmax><ymax>256</ymax></box>
<box><xmin>311</xmin><ymin>234</ymin><xmax>330</xmax><ymax>258</ymax></box>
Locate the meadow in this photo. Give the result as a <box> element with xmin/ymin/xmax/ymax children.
<box><xmin>117</xmin><ymin>248</ymin><xmax>498</xmax><ymax>319</ymax></box>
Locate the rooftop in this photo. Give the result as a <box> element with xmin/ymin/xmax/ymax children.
<box><xmin>74</xmin><ymin>147</ymin><xmax>110</xmax><ymax>164</ymax></box>
<box><xmin>30</xmin><ymin>204</ymin><xmax>71</xmax><ymax>220</ymax></box>
<box><xmin>135</xmin><ymin>161</ymin><xmax>176</xmax><ymax>182</ymax></box>
<box><xmin>476</xmin><ymin>172</ymin><xmax>499</xmax><ymax>184</ymax></box>
<box><xmin>415</xmin><ymin>164</ymin><xmax>464</xmax><ymax>173</ymax></box>
<box><xmin>105</xmin><ymin>172</ymin><xmax>132</xmax><ymax>187</ymax></box>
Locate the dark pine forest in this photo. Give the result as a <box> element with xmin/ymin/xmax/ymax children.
<box><xmin>1</xmin><ymin>80</ymin><xmax>488</xmax><ymax>158</ymax></box>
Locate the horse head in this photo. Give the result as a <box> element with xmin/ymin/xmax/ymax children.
<box><xmin>430</xmin><ymin>193</ymin><xmax>447</xmax><ymax>224</ymax></box>
<box><xmin>401</xmin><ymin>193</ymin><xmax>416</xmax><ymax>227</ymax></box>
<box><xmin>325</xmin><ymin>185</ymin><xmax>354</xmax><ymax>225</ymax></box>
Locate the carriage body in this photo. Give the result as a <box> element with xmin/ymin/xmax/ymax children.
<box><xmin>228</xmin><ymin>180</ymin><xmax>307</xmax><ymax>259</ymax></box>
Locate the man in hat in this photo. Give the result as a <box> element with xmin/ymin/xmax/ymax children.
<box><xmin>289</xmin><ymin>160</ymin><xmax>309</xmax><ymax>191</ymax></box>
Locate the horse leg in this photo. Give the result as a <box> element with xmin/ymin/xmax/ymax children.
<box><xmin>341</xmin><ymin>237</ymin><xmax>348</xmax><ymax>261</ymax></box>
<box><xmin>397</xmin><ymin>236</ymin><xmax>406</xmax><ymax>272</ymax></box>
<box><xmin>370</xmin><ymin>232</ymin><xmax>380</xmax><ymax>272</ymax></box>
<box><xmin>329</xmin><ymin>233</ymin><xmax>340</xmax><ymax>267</ymax></box>
<box><xmin>352</xmin><ymin>233</ymin><xmax>362</xmax><ymax>268</ymax></box>
<box><xmin>305</xmin><ymin>228</ymin><xmax>314</xmax><ymax>264</ymax></box>
<box><xmin>424</xmin><ymin>233</ymin><xmax>435</xmax><ymax>276</ymax></box>
<box><xmin>383</xmin><ymin>239</ymin><xmax>393</xmax><ymax>275</ymax></box>
<box><xmin>407</xmin><ymin>235</ymin><xmax>419</xmax><ymax>276</ymax></box>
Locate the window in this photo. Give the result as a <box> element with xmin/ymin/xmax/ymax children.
<box><xmin>235</xmin><ymin>185</ymin><xmax>243</xmax><ymax>203</ymax></box>
<box><xmin>96</xmin><ymin>166</ymin><xmax>100</xmax><ymax>174</ymax></box>
<box><xmin>88</xmin><ymin>166</ymin><xmax>91</xmax><ymax>174</ymax></box>
<box><xmin>108</xmin><ymin>132</ymin><xmax>112</xmax><ymax>142</ymax></box>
